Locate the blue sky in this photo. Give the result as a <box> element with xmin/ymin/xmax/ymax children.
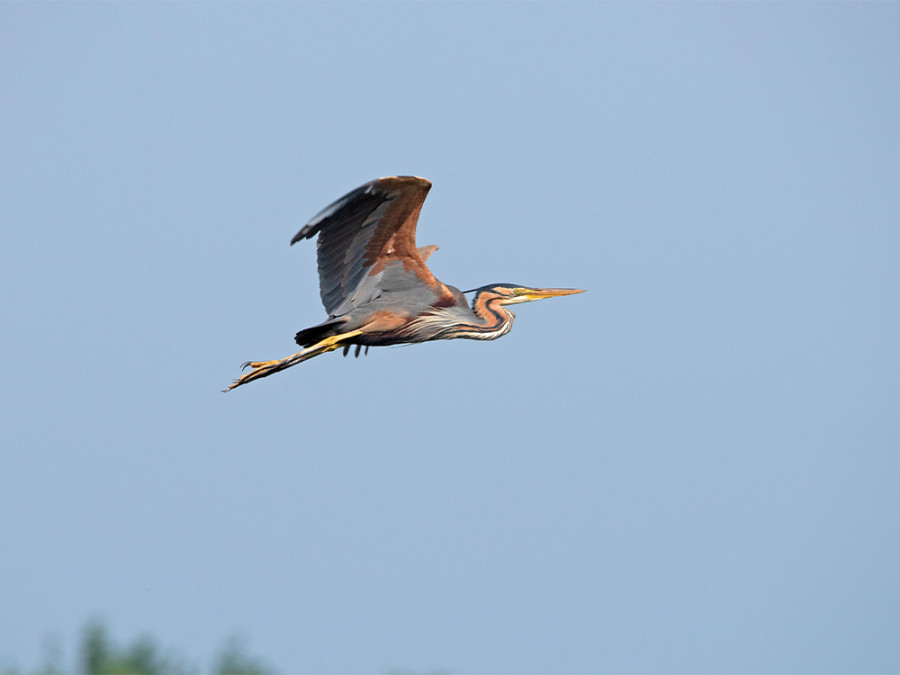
<box><xmin>2</xmin><ymin>3</ymin><xmax>899</xmax><ymax>673</ymax></box>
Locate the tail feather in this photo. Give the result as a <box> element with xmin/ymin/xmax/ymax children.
<box><xmin>294</xmin><ymin>319</ymin><xmax>346</xmax><ymax>347</ymax></box>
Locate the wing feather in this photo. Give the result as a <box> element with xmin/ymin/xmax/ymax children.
<box><xmin>291</xmin><ymin>176</ymin><xmax>451</xmax><ymax>316</ymax></box>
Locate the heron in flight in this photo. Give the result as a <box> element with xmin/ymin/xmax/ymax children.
<box><xmin>226</xmin><ymin>176</ymin><xmax>583</xmax><ymax>391</ymax></box>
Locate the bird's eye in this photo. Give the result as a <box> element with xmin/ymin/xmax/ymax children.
<box><xmin>513</xmin><ymin>288</ymin><xmax>524</xmax><ymax>295</ymax></box>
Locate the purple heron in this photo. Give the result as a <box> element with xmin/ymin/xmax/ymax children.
<box><xmin>226</xmin><ymin>176</ymin><xmax>583</xmax><ymax>391</ymax></box>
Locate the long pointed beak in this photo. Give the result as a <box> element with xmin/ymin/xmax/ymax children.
<box><xmin>522</xmin><ymin>287</ymin><xmax>585</xmax><ymax>301</ymax></box>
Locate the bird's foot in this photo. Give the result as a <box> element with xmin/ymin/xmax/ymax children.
<box><xmin>240</xmin><ymin>359</ymin><xmax>280</xmax><ymax>371</ymax></box>
<box><xmin>226</xmin><ymin>359</ymin><xmax>284</xmax><ymax>391</ymax></box>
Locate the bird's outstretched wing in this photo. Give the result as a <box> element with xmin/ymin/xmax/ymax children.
<box><xmin>291</xmin><ymin>176</ymin><xmax>449</xmax><ymax>316</ymax></box>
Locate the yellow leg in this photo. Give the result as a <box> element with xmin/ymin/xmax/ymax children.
<box><xmin>224</xmin><ymin>330</ymin><xmax>364</xmax><ymax>392</ymax></box>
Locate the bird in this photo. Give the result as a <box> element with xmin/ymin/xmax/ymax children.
<box><xmin>226</xmin><ymin>176</ymin><xmax>583</xmax><ymax>391</ymax></box>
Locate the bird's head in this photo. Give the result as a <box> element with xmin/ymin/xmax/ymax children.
<box><xmin>465</xmin><ymin>284</ymin><xmax>585</xmax><ymax>305</ymax></box>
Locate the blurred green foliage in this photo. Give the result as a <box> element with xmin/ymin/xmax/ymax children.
<box><xmin>210</xmin><ymin>637</ymin><xmax>272</xmax><ymax>675</ymax></box>
<box><xmin>1</xmin><ymin>620</ymin><xmax>274</xmax><ymax>675</ymax></box>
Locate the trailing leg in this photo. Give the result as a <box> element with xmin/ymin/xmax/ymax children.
<box><xmin>225</xmin><ymin>330</ymin><xmax>363</xmax><ymax>391</ymax></box>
